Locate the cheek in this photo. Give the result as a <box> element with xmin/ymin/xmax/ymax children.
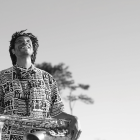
<box><xmin>14</xmin><ymin>45</ymin><xmax>20</xmax><ymax>51</ymax></box>
<box><xmin>31</xmin><ymin>48</ymin><xmax>34</xmax><ymax>54</ymax></box>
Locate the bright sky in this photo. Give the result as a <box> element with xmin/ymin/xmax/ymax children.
<box><xmin>0</xmin><ymin>0</ymin><xmax>140</xmax><ymax>140</ymax></box>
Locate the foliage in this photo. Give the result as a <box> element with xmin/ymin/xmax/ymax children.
<box><xmin>65</xmin><ymin>84</ymin><xmax>94</xmax><ymax>114</ymax></box>
<box><xmin>66</xmin><ymin>94</ymin><xmax>94</xmax><ymax>104</ymax></box>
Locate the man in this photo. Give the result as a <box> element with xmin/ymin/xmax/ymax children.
<box><xmin>0</xmin><ymin>30</ymin><xmax>81</xmax><ymax>140</ymax></box>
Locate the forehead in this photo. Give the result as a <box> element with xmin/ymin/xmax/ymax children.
<box><xmin>15</xmin><ymin>36</ymin><xmax>31</xmax><ymax>41</ymax></box>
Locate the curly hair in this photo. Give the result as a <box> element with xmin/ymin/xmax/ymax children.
<box><xmin>9</xmin><ymin>29</ymin><xmax>39</xmax><ymax>65</ymax></box>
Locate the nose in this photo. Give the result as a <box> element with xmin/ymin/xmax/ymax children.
<box><xmin>22</xmin><ymin>39</ymin><xmax>28</xmax><ymax>45</ymax></box>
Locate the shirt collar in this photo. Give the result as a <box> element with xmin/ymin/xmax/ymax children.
<box><xmin>14</xmin><ymin>64</ymin><xmax>37</xmax><ymax>74</ymax></box>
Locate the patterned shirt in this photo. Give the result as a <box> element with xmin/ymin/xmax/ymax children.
<box><xmin>0</xmin><ymin>64</ymin><xmax>64</xmax><ymax>118</ymax></box>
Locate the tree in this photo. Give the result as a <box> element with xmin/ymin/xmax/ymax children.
<box><xmin>35</xmin><ymin>62</ymin><xmax>94</xmax><ymax>114</ymax></box>
<box><xmin>65</xmin><ymin>84</ymin><xmax>94</xmax><ymax>114</ymax></box>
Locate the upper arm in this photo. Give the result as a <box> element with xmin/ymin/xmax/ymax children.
<box><xmin>49</xmin><ymin>77</ymin><xmax>64</xmax><ymax>117</ymax></box>
<box><xmin>0</xmin><ymin>74</ymin><xmax>4</xmax><ymax>114</ymax></box>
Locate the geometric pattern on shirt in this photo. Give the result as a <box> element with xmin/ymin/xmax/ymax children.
<box><xmin>0</xmin><ymin>64</ymin><xmax>64</xmax><ymax>118</ymax></box>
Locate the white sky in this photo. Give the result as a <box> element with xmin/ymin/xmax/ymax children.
<box><xmin>0</xmin><ymin>0</ymin><xmax>140</xmax><ymax>140</ymax></box>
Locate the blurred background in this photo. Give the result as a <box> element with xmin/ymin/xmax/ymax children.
<box><xmin>0</xmin><ymin>0</ymin><xmax>140</xmax><ymax>140</ymax></box>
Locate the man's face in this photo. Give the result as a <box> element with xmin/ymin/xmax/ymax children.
<box><xmin>12</xmin><ymin>36</ymin><xmax>33</xmax><ymax>58</ymax></box>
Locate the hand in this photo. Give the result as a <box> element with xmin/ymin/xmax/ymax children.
<box><xmin>53</xmin><ymin>112</ymin><xmax>82</xmax><ymax>140</ymax></box>
<box><xmin>0</xmin><ymin>122</ymin><xmax>4</xmax><ymax>140</ymax></box>
<box><xmin>68</xmin><ymin>116</ymin><xmax>82</xmax><ymax>140</ymax></box>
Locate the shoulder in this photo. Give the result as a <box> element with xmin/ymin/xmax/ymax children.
<box><xmin>0</xmin><ymin>66</ymin><xmax>13</xmax><ymax>73</ymax></box>
<box><xmin>34</xmin><ymin>66</ymin><xmax>53</xmax><ymax>78</ymax></box>
<box><xmin>0</xmin><ymin>66</ymin><xmax>13</xmax><ymax>83</ymax></box>
<box><xmin>0</xmin><ymin>66</ymin><xmax>13</xmax><ymax>76</ymax></box>
<box><xmin>34</xmin><ymin>66</ymin><xmax>55</xmax><ymax>83</ymax></box>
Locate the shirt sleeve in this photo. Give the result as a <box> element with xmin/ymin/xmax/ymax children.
<box><xmin>0</xmin><ymin>76</ymin><xmax>4</xmax><ymax>114</ymax></box>
<box><xmin>49</xmin><ymin>78</ymin><xmax>64</xmax><ymax>117</ymax></box>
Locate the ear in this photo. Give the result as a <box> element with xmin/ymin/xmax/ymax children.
<box><xmin>11</xmin><ymin>49</ymin><xmax>15</xmax><ymax>55</ymax></box>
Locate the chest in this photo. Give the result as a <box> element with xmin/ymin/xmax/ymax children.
<box><xmin>1</xmin><ymin>71</ymin><xmax>52</xmax><ymax>102</ymax></box>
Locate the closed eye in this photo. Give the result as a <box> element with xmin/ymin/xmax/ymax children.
<box><xmin>15</xmin><ymin>40</ymin><xmax>22</xmax><ymax>44</ymax></box>
<box><xmin>27</xmin><ymin>40</ymin><xmax>29</xmax><ymax>42</ymax></box>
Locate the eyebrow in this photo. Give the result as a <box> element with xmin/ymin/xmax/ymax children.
<box><xmin>16</xmin><ymin>37</ymin><xmax>31</xmax><ymax>41</ymax></box>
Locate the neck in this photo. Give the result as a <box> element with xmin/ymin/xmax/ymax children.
<box><xmin>16</xmin><ymin>57</ymin><xmax>32</xmax><ymax>69</ymax></box>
